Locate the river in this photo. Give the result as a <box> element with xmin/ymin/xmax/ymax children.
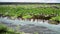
<box><xmin>0</xmin><ymin>17</ymin><xmax>60</xmax><ymax>34</ymax></box>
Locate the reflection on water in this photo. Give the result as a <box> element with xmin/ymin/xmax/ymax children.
<box><xmin>0</xmin><ymin>17</ymin><xmax>60</xmax><ymax>34</ymax></box>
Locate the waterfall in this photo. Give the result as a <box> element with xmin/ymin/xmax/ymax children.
<box><xmin>31</xmin><ymin>19</ymin><xmax>33</xmax><ymax>22</ymax></box>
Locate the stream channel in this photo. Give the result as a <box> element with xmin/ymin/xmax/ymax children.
<box><xmin>0</xmin><ymin>17</ymin><xmax>60</xmax><ymax>34</ymax></box>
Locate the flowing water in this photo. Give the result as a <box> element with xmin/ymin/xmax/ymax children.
<box><xmin>0</xmin><ymin>17</ymin><xmax>60</xmax><ymax>34</ymax></box>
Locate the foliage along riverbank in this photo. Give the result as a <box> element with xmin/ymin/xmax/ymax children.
<box><xmin>0</xmin><ymin>4</ymin><xmax>60</xmax><ymax>24</ymax></box>
<box><xmin>0</xmin><ymin>23</ymin><xmax>23</xmax><ymax>34</ymax></box>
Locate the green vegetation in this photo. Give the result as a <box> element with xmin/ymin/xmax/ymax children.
<box><xmin>0</xmin><ymin>4</ymin><xmax>60</xmax><ymax>24</ymax></box>
<box><xmin>0</xmin><ymin>24</ymin><xmax>25</xmax><ymax>34</ymax></box>
<box><xmin>34</xmin><ymin>32</ymin><xmax>38</xmax><ymax>34</ymax></box>
<box><xmin>0</xmin><ymin>5</ymin><xmax>60</xmax><ymax>17</ymax></box>
<box><xmin>49</xmin><ymin>16</ymin><xmax>60</xmax><ymax>24</ymax></box>
<box><xmin>50</xmin><ymin>16</ymin><xmax>60</xmax><ymax>21</ymax></box>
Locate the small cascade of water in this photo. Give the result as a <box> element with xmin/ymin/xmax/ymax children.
<box><xmin>34</xmin><ymin>19</ymin><xmax>37</xmax><ymax>22</ymax></box>
<box><xmin>31</xmin><ymin>19</ymin><xmax>34</xmax><ymax>22</ymax></box>
<box><xmin>0</xmin><ymin>17</ymin><xmax>60</xmax><ymax>25</ymax></box>
<box><xmin>24</xmin><ymin>19</ymin><xmax>28</xmax><ymax>21</ymax></box>
<box><xmin>36</xmin><ymin>20</ymin><xmax>41</xmax><ymax>23</ymax></box>
<box><xmin>43</xmin><ymin>20</ymin><xmax>49</xmax><ymax>24</ymax></box>
<box><xmin>4</xmin><ymin>17</ymin><xmax>8</xmax><ymax>19</ymax></box>
<box><xmin>0</xmin><ymin>17</ymin><xmax>48</xmax><ymax>24</ymax></box>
